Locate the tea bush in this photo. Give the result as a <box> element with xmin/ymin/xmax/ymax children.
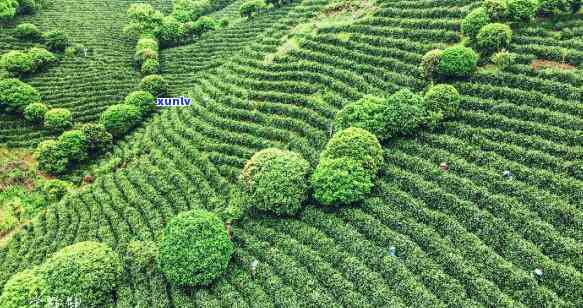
<box><xmin>99</xmin><ymin>104</ymin><xmax>141</xmax><ymax>137</ymax></box>
<box><xmin>23</xmin><ymin>102</ymin><xmax>48</xmax><ymax>123</ymax></box>
<box><xmin>44</xmin><ymin>108</ymin><xmax>73</xmax><ymax>132</ymax></box>
<box><xmin>0</xmin><ymin>78</ymin><xmax>41</xmax><ymax>113</ymax></box>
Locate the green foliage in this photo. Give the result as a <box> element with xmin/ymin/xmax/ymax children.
<box><xmin>139</xmin><ymin>74</ymin><xmax>168</xmax><ymax>97</ymax></box>
<box><xmin>125</xmin><ymin>240</ymin><xmax>158</xmax><ymax>272</ymax></box>
<box><xmin>23</xmin><ymin>102</ymin><xmax>48</xmax><ymax>123</ymax></box>
<box><xmin>156</xmin><ymin>16</ymin><xmax>185</xmax><ymax>46</ymax></box>
<box><xmin>0</xmin><ymin>269</ymin><xmax>45</xmax><ymax>308</ymax></box>
<box><xmin>16</xmin><ymin>0</ymin><xmax>44</xmax><ymax>14</ymax></box>
<box><xmin>437</xmin><ymin>45</ymin><xmax>479</xmax><ymax>78</ymax></box>
<box><xmin>80</xmin><ymin>123</ymin><xmax>113</xmax><ymax>155</ymax></box>
<box><xmin>14</xmin><ymin>23</ymin><xmax>42</xmax><ymax>40</ymax></box>
<box><xmin>420</xmin><ymin>49</ymin><xmax>442</xmax><ymax>80</ymax></box>
<box><xmin>321</xmin><ymin>127</ymin><xmax>383</xmax><ymax>174</ymax></box>
<box><xmin>0</xmin><ymin>50</ymin><xmax>34</xmax><ymax>76</ymax></box>
<box><xmin>39</xmin><ymin>241</ymin><xmax>123</xmax><ymax>307</ymax></box>
<box><xmin>424</xmin><ymin>84</ymin><xmax>461</xmax><ymax>120</ymax></box>
<box><xmin>483</xmin><ymin>0</ymin><xmax>510</xmax><ymax>19</ymax></box>
<box><xmin>507</xmin><ymin>0</ymin><xmax>539</xmax><ymax>20</ymax></box>
<box><xmin>57</xmin><ymin>130</ymin><xmax>88</xmax><ymax>162</ymax></box>
<box><xmin>35</xmin><ymin>139</ymin><xmax>69</xmax><ymax>175</ymax></box>
<box><xmin>460</xmin><ymin>7</ymin><xmax>490</xmax><ymax>40</ymax></box>
<box><xmin>99</xmin><ymin>104</ymin><xmax>141</xmax><ymax>137</ymax></box>
<box><xmin>40</xmin><ymin>179</ymin><xmax>72</xmax><ymax>203</ymax></box>
<box><xmin>538</xmin><ymin>0</ymin><xmax>569</xmax><ymax>14</ymax></box>
<box><xmin>0</xmin><ymin>78</ymin><xmax>41</xmax><ymax>113</ymax></box>
<box><xmin>157</xmin><ymin>209</ymin><xmax>234</xmax><ymax>286</ymax></box>
<box><xmin>491</xmin><ymin>50</ymin><xmax>517</xmax><ymax>70</ymax></box>
<box><xmin>28</xmin><ymin>47</ymin><xmax>56</xmax><ymax>68</ymax></box>
<box><xmin>384</xmin><ymin>89</ymin><xmax>433</xmax><ymax>136</ymax></box>
<box><xmin>240</xmin><ymin>148</ymin><xmax>311</xmax><ymax>216</ymax></box>
<box><xmin>172</xmin><ymin>0</ymin><xmax>208</xmax><ymax>22</ymax></box>
<box><xmin>134</xmin><ymin>47</ymin><xmax>158</xmax><ymax>67</ymax></box>
<box><xmin>44</xmin><ymin>30</ymin><xmax>70</xmax><ymax>52</ymax></box>
<box><xmin>141</xmin><ymin>58</ymin><xmax>159</xmax><ymax>75</ymax></box>
<box><xmin>334</xmin><ymin>95</ymin><xmax>387</xmax><ymax>137</ymax></box>
<box><xmin>476</xmin><ymin>23</ymin><xmax>512</xmax><ymax>52</ymax></box>
<box><xmin>44</xmin><ymin>108</ymin><xmax>73</xmax><ymax>132</ymax></box>
<box><xmin>189</xmin><ymin>16</ymin><xmax>219</xmax><ymax>36</ymax></box>
<box><xmin>124</xmin><ymin>3</ymin><xmax>163</xmax><ymax>38</ymax></box>
<box><xmin>311</xmin><ymin>157</ymin><xmax>374</xmax><ymax>206</ymax></box>
<box><xmin>0</xmin><ymin>0</ymin><xmax>18</xmax><ymax>21</ymax></box>
<box><xmin>240</xmin><ymin>0</ymin><xmax>267</xmax><ymax>18</ymax></box>
<box><xmin>124</xmin><ymin>90</ymin><xmax>157</xmax><ymax>116</ymax></box>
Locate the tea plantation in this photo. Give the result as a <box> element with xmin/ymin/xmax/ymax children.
<box><xmin>0</xmin><ymin>0</ymin><xmax>582</xmax><ymax>306</ymax></box>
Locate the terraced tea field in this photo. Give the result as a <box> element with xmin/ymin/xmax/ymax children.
<box><xmin>0</xmin><ymin>0</ymin><xmax>582</xmax><ymax>306</ymax></box>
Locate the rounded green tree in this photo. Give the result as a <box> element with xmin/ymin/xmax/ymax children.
<box><xmin>321</xmin><ymin>127</ymin><xmax>383</xmax><ymax>174</ymax></box>
<box><xmin>460</xmin><ymin>7</ymin><xmax>490</xmax><ymax>40</ymax></box>
<box><xmin>311</xmin><ymin>157</ymin><xmax>374</xmax><ymax>206</ymax></box>
<box><xmin>39</xmin><ymin>241</ymin><xmax>123</xmax><ymax>307</ymax></box>
<box><xmin>157</xmin><ymin>209</ymin><xmax>234</xmax><ymax>286</ymax></box>
<box><xmin>476</xmin><ymin>23</ymin><xmax>512</xmax><ymax>52</ymax></box>
<box><xmin>139</xmin><ymin>74</ymin><xmax>168</xmax><ymax>97</ymax></box>
<box><xmin>424</xmin><ymin>84</ymin><xmax>461</xmax><ymax>120</ymax></box>
<box><xmin>57</xmin><ymin>129</ymin><xmax>88</xmax><ymax>162</ymax></box>
<box><xmin>99</xmin><ymin>104</ymin><xmax>141</xmax><ymax>137</ymax></box>
<box><xmin>420</xmin><ymin>49</ymin><xmax>442</xmax><ymax>80</ymax></box>
<box><xmin>35</xmin><ymin>139</ymin><xmax>69</xmax><ymax>175</ymax></box>
<box><xmin>334</xmin><ymin>95</ymin><xmax>387</xmax><ymax>137</ymax></box>
<box><xmin>44</xmin><ymin>30</ymin><xmax>70</xmax><ymax>52</ymax></box>
<box><xmin>124</xmin><ymin>90</ymin><xmax>157</xmax><ymax>115</ymax></box>
<box><xmin>80</xmin><ymin>123</ymin><xmax>113</xmax><ymax>155</ymax></box>
<box><xmin>14</xmin><ymin>23</ymin><xmax>42</xmax><ymax>41</ymax></box>
<box><xmin>44</xmin><ymin>108</ymin><xmax>73</xmax><ymax>132</ymax></box>
<box><xmin>507</xmin><ymin>0</ymin><xmax>538</xmax><ymax>21</ymax></box>
<box><xmin>23</xmin><ymin>102</ymin><xmax>48</xmax><ymax>123</ymax></box>
<box><xmin>0</xmin><ymin>268</ymin><xmax>46</xmax><ymax>308</ymax></box>
<box><xmin>437</xmin><ymin>46</ymin><xmax>479</xmax><ymax>78</ymax></box>
<box><xmin>240</xmin><ymin>148</ymin><xmax>311</xmax><ymax>216</ymax></box>
<box><xmin>0</xmin><ymin>78</ymin><xmax>41</xmax><ymax>113</ymax></box>
<box><xmin>0</xmin><ymin>50</ymin><xmax>34</xmax><ymax>76</ymax></box>
<box><xmin>384</xmin><ymin>88</ymin><xmax>433</xmax><ymax>136</ymax></box>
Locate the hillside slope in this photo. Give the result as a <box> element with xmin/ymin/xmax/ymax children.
<box><xmin>1</xmin><ymin>0</ymin><xmax>583</xmax><ymax>306</ymax></box>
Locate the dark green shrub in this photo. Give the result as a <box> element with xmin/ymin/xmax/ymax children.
<box><xmin>155</xmin><ymin>16</ymin><xmax>185</xmax><ymax>46</ymax></box>
<box><xmin>80</xmin><ymin>123</ymin><xmax>113</xmax><ymax>155</ymax></box>
<box><xmin>28</xmin><ymin>47</ymin><xmax>56</xmax><ymax>68</ymax></box>
<box><xmin>14</xmin><ymin>23</ymin><xmax>42</xmax><ymax>40</ymax></box>
<box><xmin>424</xmin><ymin>84</ymin><xmax>461</xmax><ymax>120</ymax></box>
<box><xmin>460</xmin><ymin>7</ymin><xmax>490</xmax><ymax>40</ymax></box>
<box><xmin>476</xmin><ymin>23</ymin><xmax>512</xmax><ymax>52</ymax></box>
<box><xmin>420</xmin><ymin>49</ymin><xmax>442</xmax><ymax>80</ymax></box>
<box><xmin>44</xmin><ymin>108</ymin><xmax>73</xmax><ymax>132</ymax></box>
<box><xmin>491</xmin><ymin>50</ymin><xmax>517</xmax><ymax>70</ymax></box>
<box><xmin>44</xmin><ymin>30</ymin><xmax>70</xmax><ymax>52</ymax></box>
<box><xmin>124</xmin><ymin>90</ymin><xmax>156</xmax><ymax>115</ymax></box>
<box><xmin>139</xmin><ymin>74</ymin><xmax>168</xmax><ymax>97</ymax></box>
<box><xmin>311</xmin><ymin>157</ymin><xmax>374</xmax><ymax>206</ymax></box>
<box><xmin>23</xmin><ymin>102</ymin><xmax>48</xmax><ymax>123</ymax></box>
<box><xmin>321</xmin><ymin>127</ymin><xmax>383</xmax><ymax>174</ymax></box>
<box><xmin>483</xmin><ymin>0</ymin><xmax>510</xmax><ymax>19</ymax></box>
<box><xmin>0</xmin><ymin>50</ymin><xmax>35</xmax><ymax>76</ymax></box>
<box><xmin>437</xmin><ymin>46</ymin><xmax>479</xmax><ymax>78</ymax></box>
<box><xmin>240</xmin><ymin>0</ymin><xmax>266</xmax><ymax>18</ymax></box>
<box><xmin>99</xmin><ymin>104</ymin><xmax>141</xmax><ymax>137</ymax></box>
<box><xmin>508</xmin><ymin>0</ymin><xmax>539</xmax><ymax>20</ymax></box>
<box><xmin>35</xmin><ymin>140</ymin><xmax>69</xmax><ymax>175</ymax></box>
<box><xmin>334</xmin><ymin>95</ymin><xmax>387</xmax><ymax>137</ymax></box>
<box><xmin>124</xmin><ymin>3</ymin><xmax>163</xmax><ymax>38</ymax></box>
<box><xmin>0</xmin><ymin>268</ymin><xmax>46</xmax><ymax>308</ymax></box>
<box><xmin>57</xmin><ymin>129</ymin><xmax>88</xmax><ymax>161</ymax></box>
<box><xmin>240</xmin><ymin>148</ymin><xmax>311</xmax><ymax>216</ymax></box>
<box><xmin>157</xmin><ymin>209</ymin><xmax>234</xmax><ymax>286</ymax></box>
<box><xmin>0</xmin><ymin>0</ymin><xmax>18</xmax><ymax>21</ymax></box>
<box><xmin>40</xmin><ymin>179</ymin><xmax>72</xmax><ymax>202</ymax></box>
<box><xmin>39</xmin><ymin>241</ymin><xmax>123</xmax><ymax>307</ymax></box>
<box><xmin>0</xmin><ymin>78</ymin><xmax>41</xmax><ymax>113</ymax></box>
<box><xmin>141</xmin><ymin>58</ymin><xmax>159</xmax><ymax>75</ymax></box>
<box><xmin>569</xmin><ymin>0</ymin><xmax>582</xmax><ymax>12</ymax></box>
<box><xmin>134</xmin><ymin>47</ymin><xmax>158</xmax><ymax>67</ymax></box>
